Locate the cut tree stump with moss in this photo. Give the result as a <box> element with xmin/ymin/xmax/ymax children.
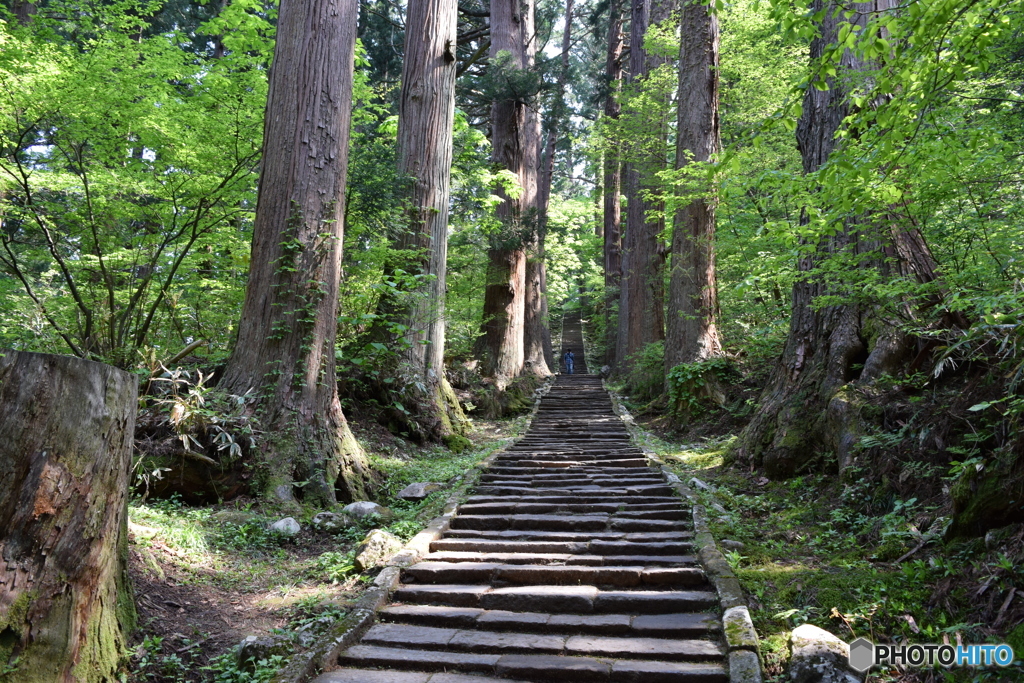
<box><xmin>0</xmin><ymin>350</ymin><xmax>137</xmax><ymax>683</ymax></box>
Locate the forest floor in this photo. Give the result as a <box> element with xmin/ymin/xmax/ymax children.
<box><xmin>125</xmin><ymin>414</ymin><xmax>530</xmax><ymax>683</ymax></box>
<box><xmin>626</xmin><ymin>414</ymin><xmax>1024</xmax><ymax>682</ymax></box>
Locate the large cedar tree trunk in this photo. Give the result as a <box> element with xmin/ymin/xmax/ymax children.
<box><xmin>220</xmin><ymin>0</ymin><xmax>369</xmax><ymax>504</ymax></box>
<box><xmin>390</xmin><ymin>0</ymin><xmax>468</xmax><ymax>440</ymax></box>
<box><xmin>522</xmin><ymin>0</ymin><xmax>552</xmax><ymax>377</ymax></box>
<box><xmin>602</xmin><ymin>0</ymin><xmax>624</xmax><ymax>368</ymax></box>
<box><xmin>616</xmin><ymin>0</ymin><xmax>674</xmax><ymax>375</ymax></box>
<box><xmin>0</xmin><ymin>351</ymin><xmax>136</xmax><ymax>682</ymax></box>
<box><xmin>480</xmin><ymin>0</ymin><xmax>534</xmax><ymax>386</ymax></box>
<box><xmin>737</xmin><ymin>0</ymin><xmax>906</xmax><ymax>477</ymax></box>
<box><xmin>665</xmin><ymin>0</ymin><xmax>722</xmax><ymax>371</ymax></box>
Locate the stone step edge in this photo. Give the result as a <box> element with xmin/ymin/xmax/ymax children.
<box><xmin>269</xmin><ymin>376</ymin><xmax>556</xmax><ymax>683</ymax></box>
<box><xmin>604</xmin><ymin>384</ymin><xmax>764</xmax><ymax>683</ymax></box>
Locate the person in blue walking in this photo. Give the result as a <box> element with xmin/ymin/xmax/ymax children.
<box><xmin>563</xmin><ymin>348</ymin><xmax>575</xmax><ymax>374</ymax></box>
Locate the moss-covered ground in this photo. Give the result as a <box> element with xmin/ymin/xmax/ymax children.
<box><xmin>634</xmin><ymin>430</ymin><xmax>1024</xmax><ymax>682</ymax></box>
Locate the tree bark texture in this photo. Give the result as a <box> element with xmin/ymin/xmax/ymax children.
<box><xmin>0</xmin><ymin>351</ymin><xmax>136</xmax><ymax>683</ymax></box>
<box><xmin>665</xmin><ymin>0</ymin><xmax>722</xmax><ymax>372</ymax></box>
<box><xmin>219</xmin><ymin>0</ymin><xmax>369</xmax><ymax>504</ymax></box>
<box><xmin>392</xmin><ymin>0</ymin><xmax>468</xmax><ymax>439</ymax></box>
<box><xmin>602</xmin><ymin>0</ymin><xmax>624</xmax><ymax>367</ymax></box>
<box><xmin>480</xmin><ymin>0</ymin><xmax>533</xmax><ymax>385</ymax></box>
<box><xmin>737</xmin><ymin>0</ymin><xmax>902</xmax><ymax>477</ymax></box>
<box><xmin>616</xmin><ymin>0</ymin><xmax>674</xmax><ymax>375</ymax></box>
<box><xmin>522</xmin><ymin>0</ymin><xmax>552</xmax><ymax>377</ymax></box>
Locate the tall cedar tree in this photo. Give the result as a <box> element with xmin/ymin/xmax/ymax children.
<box><xmin>390</xmin><ymin>0</ymin><xmax>469</xmax><ymax>439</ymax></box>
<box><xmin>616</xmin><ymin>0</ymin><xmax>675</xmax><ymax>374</ymax></box>
<box><xmin>479</xmin><ymin>0</ymin><xmax>536</xmax><ymax>386</ymax></box>
<box><xmin>529</xmin><ymin>0</ymin><xmax>576</xmax><ymax>376</ymax></box>
<box><xmin>736</xmin><ymin>0</ymin><xmax>953</xmax><ymax>476</ymax></box>
<box><xmin>602</xmin><ymin>0</ymin><xmax>624</xmax><ymax>367</ymax></box>
<box><xmin>220</xmin><ymin>0</ymin><xmax>370</xmax><ymax>504</ymax></box>
<box><xmin>665</xmin><ymin>0</ymin><xmax>722</xmax><ymax>371</ymax></box>
<box><xmin>523</xmin><ymin>0</ymin><xmax>552</xmax><ymax>377</ymax></box>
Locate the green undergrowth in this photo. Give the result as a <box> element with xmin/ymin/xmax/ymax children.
<box><xmin>127</xmin><ymin>413</ymin><xmax>528</xmax><ymax>683</ymax></box>
<box><xmin>650</xmin><ymin>438</ymin><xmax>1024</xmax><ymax>682</ymax></box>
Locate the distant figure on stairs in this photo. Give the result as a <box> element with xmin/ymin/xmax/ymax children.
<box><xmin>563</xmin><ymin>349</ymin><xmax>575</xmax><ymax>374</ymax></box>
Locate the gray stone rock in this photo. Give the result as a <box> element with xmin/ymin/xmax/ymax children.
<box><xmin>789</xmin><ymin>624</ymin><xmax>863</xmax><ymax>683</ymax></box>
<box><xmin>273</xmin><ymin>484</ymin><xmax>294</xmax><ymax>501</ymax></box>
<box><xmin>311</xmin><ymin>512</ymin><xmax>352</xmax><ymax>533</ymax></box>
<box><xmin>396</xmin><ymin>482</ymin><xmax>444</xmax><ymax>502</ymax></box>
<box><xmin>236</xmin><ymin>635</ymin><xmax>291</xmax><ymax>670</ymax></box>
<box><xmin>689</xmin><ymin>477</ymin><xmax>714</xmax><ymax>491</ymax></box>
<box><xmin>269</xmin><ymin>517</ymin><xmax>301</xmax><ymax>536</ymax></box>
<box><xmin>730</xmin><ymin>649</ymin><xmax>764</xmax><ymax>683</ymax></box>
<box><xmin>721</xmin><ymin>539</ymin><xmax>746</xmax><ymax>551</ymax></box>
<box><xmin>342</xmin><ymin>501</ymin><xmax>395</xmax><ymax>520</ymax></box>
<box><xmin>599</xmin><ymin>365</ymin><xmax>612</xmax><ymax>377</ymax></box>
<box><xmin>710</xmin><ymin>501</ymin><xmax>728</xmax><ymax>514</ymax></box>
<box><xmin>723</xmin><ymin>605</ymin><xmax>759</xmax><ymax>653</ymax></box>
<box><xmin>354</xmin><ymin>529</ymin><xmax>403</xmax><ymax>572</ymax></box>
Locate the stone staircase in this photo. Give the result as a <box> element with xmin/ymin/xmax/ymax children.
<box><xmin>310</xmin><ymin>319</ymin><xmax>747</xmax><ymax>683</ymax></box>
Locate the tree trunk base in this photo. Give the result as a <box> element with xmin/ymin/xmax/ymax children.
<box><xmin>0</xmin><ymin>351</ymin><xmax>137</xmax><ymax>683</ymax></box>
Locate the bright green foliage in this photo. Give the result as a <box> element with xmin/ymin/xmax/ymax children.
<box><xmin>0</xmin><ymin>7</ymin><xmax>269</xmax><ymax>367</ymax></box>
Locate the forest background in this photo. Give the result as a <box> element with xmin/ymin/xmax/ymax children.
<box><xmin>1</xmin><ymin>0</ymin><xmax>1023</xmax><ymax>679</ymax></box>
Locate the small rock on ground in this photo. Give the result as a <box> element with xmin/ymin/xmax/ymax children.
<box><xmin>720</xmin><ymin>539</ymin><xmax>746</xmax><ymax>551</ymax></box>
<box><xmin>354</xmin><ymin>529</ymin><xmax>403</xmax><ymax>572</ymax></box>
<box><xmin>237</xmin><ymin>635</ymin><xmax>291</xmax><ymax>670</ymax></box>
<box><xmin>396</xmin><ymin>482</ymin><xmax>444</xmax><ymax>502</ymax></box>
<box><xmin>789</xmin><ymin>624</ymin><xmax>863</xmax><ymax>683</ymax></box>
<box><xmin>343</xmin><ymin>501</ymin><xmax>394</xmax><ymax>520</ymax></box>
<box><xmin>270</xmin><ymin>517</ymin><xmax>301</xmax><ymax>536</ymax></box>
<box><xmin>312</xmin><ymin>511</ymin><xmax>352</xmax><ymax>532</ymax></box>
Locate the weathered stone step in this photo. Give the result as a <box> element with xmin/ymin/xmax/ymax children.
<box><xmin>315</xmin><ymin>669</ymin><xmax>530</xmax><ymax>682</ymax></box>
<box><xmin>443</xmin><ymin>529</ymin><xmax>692</xmax><ymax>542</ymax></box>
<box><xmin>359</xmin><ymin>623</ymin><xmax>724</xmax><ymax>662</ymax></box>
<box><xmin>465</xmin><ymin>495</ymin><xmax>681</xmax><ymax>506</ymax></box>
<box><xmin>423</xmin><ymin>551</ymin><xmax>697</xmax><ymax>566</ymax></box>
<box><xmin>392</xmin><ymin>584</ymin><xmax>718</xmax><ymax>613</ymax></box>
<box><xmin>402</xmin><ymin>562</ymin><xmax>705</xmax><ymax>587</ymax></box>
<box><xmin>431</xmin><ymin>538</ymin><xmax>695</xmax><ymax>554</ymax></box>
<box><xmin>380</xmin><ymin>605</ymin><xmax>721</xmax><ymax>637</ymax></box>
<box><xmin>334</xmin><ymin>646</ymin><xmax>728</xmax><ymax>682</ymax></box>
<box><xmin>474</xmin><ymin>485</ymin><xmax>675</xmax><ymax>497</ymax></box>
<box><xmin>455</xmin><ymin>503</ymin><xmax>688</xmax><ymax>517</ymax></box>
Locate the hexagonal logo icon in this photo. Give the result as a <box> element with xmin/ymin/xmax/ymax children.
<box><xmin>848</xmin><ymin>638</ymin><xmax>875</xmax><ymax>672</ymax></box>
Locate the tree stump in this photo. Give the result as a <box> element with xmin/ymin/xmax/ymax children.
<box><xmin>0</xmin><ymin>351</ymin><xmax>137</xmax><ymax>682</ymax></box>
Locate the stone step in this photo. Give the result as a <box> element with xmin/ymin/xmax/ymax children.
<box><xmin>457</xmin><ymin>503</ymin><xmax>640</xmax><ymax>515</ymax></box>
<box><xmin>334</xmin><ymin>646</ymin><xmax>728</xmax><ymax>682</ymax></box>
<box><xmin>423</xmin><ymin>551</ymin><xmax>698</xmax><ymax>566</ymax></box>
<box><xmin>359</xmin><ymin>623</ymin><xmax>724</xmax><ymax>662</ymax></box>
<box><xmin>442</xmin><ymin>529</ymin><xmax>692</xmax><ymax>542</ymax></box>
<box><xmin>465</xmin><ymin>495</ymin><xmax>681</xmax><ymax>505</ymax></box>
<box><xmin>380</xmin><ymin>605</ymin><xmax>721</xmax><ymax>637</ymax></box>
<box><xmin>392</xmin><ymin>584</ymin><xmax>718</xmax><ymax>613</ymax></box>
<box><xmin>314</xmin><ymin>669</ymin><xmax>532</xmax><ymax>683</ymax></box>
<box><xmin>402</xmin><ymin>562</ymin><xmax>706</xmax><ymax>587</ymax></box>
<box><xmin>430</xmin><ymin>538</ymin><xmax>694</xmax><ymax>555</ymax></box>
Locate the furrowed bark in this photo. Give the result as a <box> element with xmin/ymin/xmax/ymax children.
<box><xmin>389</xmin><ymin>0</ymin><xmax>469</xmax><ymax>441</ymax></box>
<box><xmin>665</xmin><ymin>0</ymin><xmax>722</xmax><ymax>372</ymax></box>
<box><xmin>602</xmin><ymin>0</ymin><xmax>624</xmax><ymax>368</ymax></box>
<box><xmin>0</xmin><ymin>351</ymin><xmax>137</xmax><ymax>683</ymax></box>
<box><xmin>220</xmin><ymin>0</ymin><xmax>370</xmax><ymax>504</ymax></box>
<box><xmin>479</xmin><ymin>0</ymin><xmax>535</xmax><ymax>387</ymax></box>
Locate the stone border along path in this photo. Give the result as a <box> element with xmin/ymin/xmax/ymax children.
<box><xmin>275</xmin><ymin>316</ymin><xmax>762</xmax><ymax>683</ymax></box>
